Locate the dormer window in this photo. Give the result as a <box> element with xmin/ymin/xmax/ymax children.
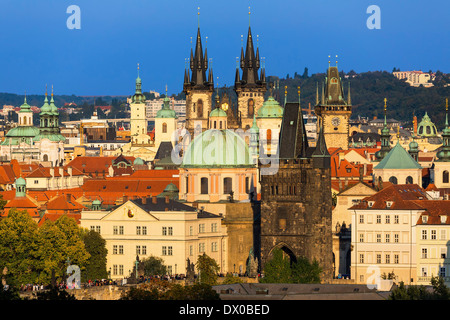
<box><xmin>386</xmin><ymin>201</ymin><xmax>393</xmax><ymax>208</ymax></box>
<box><xmin>441</xmin><ymin>216</ymin><xmax>447</xmax><ymax>224</ymax></box>
<box><xmin>368</xmin><ymin>201</ymin><xmax>374</xmax><ymax>208</ymax></box>
<box><xmin>422</xmin><ymin>215</ymin><xmax>428</xmax><ymax>224</ymax></box>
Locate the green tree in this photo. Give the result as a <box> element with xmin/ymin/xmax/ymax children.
<box><xmin>196</xmin><ymin>253</ymin><xmax>219</xmax><ymax>286</ymax></box>
<box><xmin>430</xmin><ymin>276</ymin><xmax>450</xmax><ymax>300</ymax></box>
<box><xmin>222</xmin><ymin>273</ymin><xmax>244</xmax><ymax>285</ymax></box>
<box><xmin>260</xmin><ymin>248</ymin><xmax>292</xmax><ymax>283</ymax></box>
<box><xmin>0</xmin><ymin>209</ymin><xmax>40</xmax><ymax>285</ymax></box>
<box><xmin>139</xmin><ymin>255</ymin><xmax>167</xmax><ymax>277</ymax></box>
<box><xmin>81</xmin><ymin>229</ymin><xmax>108</xmax><ymax>282</ymax></box>
<box><xmin>36</xmin><ymin>216</ymin><xmax>90</xmax><ymax>285</ymax></box>
<box><xmin>0</xmin><ymin>194</ymin><xmax>7</xmax><ymax>210</ymax></box>
<box><xmin>291</xmin><ymin>257</ymin><xmax>322</xmax><ymax>284</ymax></box>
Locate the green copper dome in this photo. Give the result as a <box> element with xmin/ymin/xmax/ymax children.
<box><xmin>417</xmin><ymin>112</ymin><xmax>437</xmax><ymax>137</ymax></box>
<box><xmin>49</xmin><ymin>95</ymin><xmax>59</xmax><ymax>116</ymax></box>
<box><xmin>209</xmin><ymin>107</ymin><xmax>227</xmax><ymax>118</ymax></box>
<box><xmin>19</xmin><ymin>97</ymin><xmax>31</xmax><ymax>113</ymax></box>
<box><xmin>257</xmin><ymin>96</ymin><xmax>283</xmax><ymax>118</ymax></box>
<box><xmin>156</xmin><ymin>97</ymin><xmax>177</xmax><ymax>118</ymax></box>
<box><xmin>181</xmin><ymin>129</ymin><xmax>254</xmax><ymax>168</ymax></box>
<box><xmin>5</xmin><ymin>125</ymin><xmax>40</xmax><ymax>138</ymax></box>
<box><xmin>133</xmin><ymin>157</ymin><xmax>144</xmax><ymax>165</ymax></box>
<box><xmin>40</xmin><ymin>94</ymin><xmax>52</xmax><ymax>115</ymax></box>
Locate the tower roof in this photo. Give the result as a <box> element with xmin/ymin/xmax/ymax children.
<box><xmin>374</xmin><ymin>142</ymin><xmax>422</xmax><ymax>170</ymax></box>
<box><xmin>257</xmin><ymin>96</ymin><xmax>283</xmax><ymax>118</ymax></box>
<box><xmin>323</xmin><ymin>66</ymin><xmax>346</xmax><ymax>106</ymax></box>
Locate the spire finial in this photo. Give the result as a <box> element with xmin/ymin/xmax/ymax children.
<box><xmin>384</xmin><ymin>98</ymin><xmax>387</xmax><ymax>126</ymax></box>
<box><xmin>335</xmin><ymin>55</ymin><xmax>338</xmax><ymax>68</ymax></box>
<box><xmin>165</xmin><ymin>84</ymin><xmax>168</xmax><ymax>96</ymax></box>
<box><xmin>284</xmin><ymin>85</ymin><xmax>288</xmax><ymax>106</ymax></box>
<box><xmin>256</xmin><ymin>34</ymin><xmax>259</xmax><ymax>48</ymax></box>
<box><xmin>298</xmin><ymin>86</ymin><xmax>301</xmax><ymax>105</ymax></box>
<box><xmin>328</xmin><ymin>55</ymin><xmax>331</xmax><ymax>68</ymax></box>
<box><xmin>241</xmin><ymin>34</ymin><xmax>243</xmax><ymax>48</ymax></box>
<box><xmin>24</xmin><ymin>90</ymin><xmax>27</xmax><ymax>104</ymax></box>
<box><xmin>397</xmin><ymin>126</ymin><xmax>400</xmax><ymax>141</ymax></box>
<box><xmin>445</xmin><ymin>98</ymin><xmax>449</xmax><ymax>127</ymax></box>
<box><xmin>248</xmin><ymin>6</ymin><xmax>251</xmax><ymax>27</ymax></box>
<box><xmin>45</xmin><ymin>84</ymin><xmax>48</xmax><ymax>96</ymax></box>
<box><xmin>197</xmin><ymin>6</ymin><xmax>200</xmax><ymax>28</ymax></box>
<box><xmin>51</xmin><ymin>84</ymin><xmax>54</xmax><ymax>97</ymax></box>
<box><xmin>137</xmin><ymin>63</ymin><xmax>140</xmax><ymax>77</ymax></box>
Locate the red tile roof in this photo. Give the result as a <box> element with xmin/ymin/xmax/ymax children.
<box><xmin>350</xmin><ymin>184</ymin><xmax>428</xmax><ymax>210</ymax></box>
<box><xmin>414</xmin><ymin>200</ymin><xmax>450</xmax><ymax>225</ymax></box>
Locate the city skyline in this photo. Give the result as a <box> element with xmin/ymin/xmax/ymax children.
<box><xmin>0</xmin><ymin>0</ymin><xmax>449</xmax><ymax>96</ymax></box>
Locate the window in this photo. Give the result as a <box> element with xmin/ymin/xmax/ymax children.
<box><xmin>96</xmin><ymin>226</ymin><xmax>101</xmax><ymax>234</ymax></box>
<box><xmin>377</xmin><ymin>234</ymin><xmax>381</xmax><ymax>242</ymax></box>
<box><xmin>119</xmin><ymin>245</ymin><xmax>123</xmax><ymax>255</ymax></box>
<box><xmin>444</xmin><ymin>171</ymin><xmax>449</xmax><ymax>184</ymax></box>
<box><xmin>142</xmin><ymin>226</ymin><xmax>147</xmax><ymax>235</ymax></box>
<box><xmin>199</xmin><ymin>224</ymin><xmax>205</xmax><ymax>233</ymax></box>
<box><xmin>142</xmin><ymin>246</ymin><xmax>147</xmax><ymax>255</ymax></box>
<box><xmin>441</xmin><ymin>216</ymin><xmax>448</xmax><ymax>224</ymax></box>
<box><xmin>162</xmin><ymin>246</ymin><xmax>167</xmax><ymax>256</ymax></box>
<box><xmin>113</xmin><ymin>226</ymin><xmax>118</xmax><ymax>235</ymax></box>
<box><xmin>386</xmin><ymin>254</ymin><xmax>390</xmax><ymax>264</ymax></box>
<box><xmin>168</xmin><ymin>227</ymin><xmax>173</xmax><ymax>236</ymax></box>
<box><xmin>394</xmin><ymin>254</ymin><xmax>399</xmax><ymax>264</ymax></box>
<box><xmin>136</xmin><ymin>245</ymin><xmax>141</xmax><ymax>255</ymax></box>
<box><xmin>385</xmin><ymin>234</ymin><xmax>390</xmax><ymax>243</ymax></box>
<box><xmin>113</xmin><ymin>265</ymin><xmax>118</xmax><ymax>275</ymax></box>
<box><xmin>211</xmin><ymin>223</ymin><xmax>218</xmax><ymax>233</ymax></box>
<box><xmin>422</xmin><ymin>230</ymin><xmax>427</xmax><ymax>240</ymax></box>
<box><xmin>376</xmin><ymin>215</ymin><xmax>381</xmax><ymax>224</ymax></box>
<box><xmin>189</xmin><ymin>226</ymin><xmax>193</xmax><ymax>236</ymax></box>
<box><xmin>359</xmin><ymin>215</ymin><xmax>364</xmax><ymax>224</ymax></box>
<box><xmin>162</xmin><ymin>227</ymin><xmax>167</xmax><ymax>236</ymax></box>
<box><xmin>389</xmin><ymin>176</ymin><xmax>398</xmax><ymax>185</ymax></box>
<box><xmin>136</xmin><ymin>226</ymin><xmax>141</xmax><ymax>235</ymax></box>
<box><xmin>223</xmin><ymin>177</ymin><xmax>233</xmax><ymax>194</ymax></box>
<box><xmin>359</xmin><ymin>233</ymin><xmax>364</xmax><ymax>243</ymax></box>
<box><xmin>119</xmin><ymin>226</ymin><xmax>124</xmax><ymax>235</ymax></box>
<box><xmin>422</xmin><ymin>216</ymin><xmax>428</xmax><ymax>224</ymax></box>
<box><xmin>162</xmin><ymin>122</ymin><xmax>167</xmax><ymax>133</ymax></box>
<box><xmin>376</xmin><ymin>254</ymin><xmax>381</xmax><ymax>264</ymax></box>
<box><xmin>168</xmin><ymin>246</ymin><xmax>173</xmax><ymax>256</ymax></box>
<box><xmin>113</xmin><ymin>245</ymin><xmax>118</xmax><ymax>255</ymax></box>
<box><xmin>385</xmin><ymin>215</ymin><xmax>391</xmax><ymax>224</ymax></box>
<box><xmin>441</xmin><ymin>248</ymin><xmax>447</xmax><ymax>259</ymax></box>
<box><xmin>201</xmin><ymin>177</ymin><xmax>208</xmax><ymax>194</ymax></box>
<box><xmin>211</xmin><ymin>242</ymin><xmax>218</xmax><ymax>252</ymax></box>
<box><xmin>441</xmin><ymin>230</ymin><xmax>447</xmax><ymax>240</ymax></box>
<box><xmin>199</xmin><ymin>243</ymin><xmax>205</xmax><ymax>253</ymax></box>
<box><xmin>119</xmin><ymin>265</ymin><xmax>123</xmax><ymax>275</ymax></box>
<box><xmin>422</xmin><ymin>248</ymin><xmax>428</xmax><ymax>259</ymax></box>
<box><xmin>406</xmin><ymin>176</ymin><xmax>413</xmax><ymax>184</ymax></box>
<box><xmin>197</xmin><ymin>99</ymin><xmax>203</xmax><ymax>118</ymax></box>
<box><xmin>440</xmin><ymin>267</ymin><xmax>446</xmax><ymax>278</ymax></box>
<box><xmin>394</xmin><ymin>215</ymin><xmax>399</xmax><ymax>224</ymax></box>
<box><xmin>359</xmin><ymin>254</ymin><xmax>364</xmax><ymax>264</ymax></box>
<box><xmin>394</xmin><ymin>234</ymin><xmax>399</xmax><ymax>243</ymax></box>
<box><xmin>431</xmin><ymin>230</ymin><xmax>437</xmax><ymax>240</ymax></box>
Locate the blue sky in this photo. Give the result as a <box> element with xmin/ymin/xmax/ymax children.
<box><xmin>0</xmin><ymin>0</ymin><xmax>448</xmax><ymax>96</ymax></box>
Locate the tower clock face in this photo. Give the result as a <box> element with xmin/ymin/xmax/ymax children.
<box><xmin>331</xmin><ymin>117</ymin><xmax>341</xmax><ymax>127</ymax></box>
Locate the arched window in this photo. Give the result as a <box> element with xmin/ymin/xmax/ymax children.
<box><xmin>406</xmin><ymin>176</ymin><xmax>413</xmax><ymax>184</ymax></box>
<box><xmin>43</xmin><ymin>154</ymin><xmax>49</xmax><ymax>161</ymax></box>
<box><xmin>201</xmin><ymin>177</ymin><xmax>208</xmax><ymax>194</ymax></box>
<box><xmin>24</xmin><ymin>117</ymin><xmax>27</xmax><ymax>125</ymax></box>
<box><xmin>162</xmin><ymin>123</ymin><xmax>167</xmax><ymax>133</ymax></box>
<box><xmin>223</xmin><ymin>177</ymin><xmax>232</xmax><ymax>194</ymax></box>
<box><xmin>248</xmin><ymin>99</ymin><xmax>254</xmax><ymax>117</ymax></box>
<box><xmin>389</xmin><ymin>176</ymin><xmax>398</xmax><ymax>184</ymax></box>
<box><xmin>444</xmin><ymin>170</ymin><xmax>450</xmax><ymax>184</ymax></box>
<box><xmin>197</xmin><ymin>99</ymin><xmax>203</xmax><ymax>118</ymax></box>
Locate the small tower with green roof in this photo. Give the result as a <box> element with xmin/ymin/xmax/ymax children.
<box><xmin>155</xmin><ymin>85</ymin><xmax>177</xmax><ymax>150</ymax></box>
<box><xmin>434</xmin><ymin>99</ymin><xmax>450</xmax><ymax>188</ymax></box>
<box><xmin>375</xmin><ymin>98</ymin><xmax>392</xmax><ymax>161</ymax></box>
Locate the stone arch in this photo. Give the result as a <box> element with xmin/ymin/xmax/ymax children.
<box><xmin>406</xmin><ymin>176</ymin><xmax>413</xmax><ymax>184</ymax></box>
<box><xmin>389</xmin><ymin>176</ymin><xmax>398</xmax><ymax>184</ymax></box>
<box><xmin>268</xmin><ymin>243</ymin><xmax>297</xmax><ymax>264</ymax></box>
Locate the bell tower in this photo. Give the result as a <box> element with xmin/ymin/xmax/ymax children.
<box><xmin>183</xmin><ymin>8</ymin><xmax>214</xmax><ymax>136</ymax></box>
<box><xmin>234</xmin><ymin>9</ymin><xmax>266</xmax><ymax>130</ymax></box>
<box><xmin>314</xmin><ymin>59</ymin><xmax>352</xmax><ymax>150</ymax></box>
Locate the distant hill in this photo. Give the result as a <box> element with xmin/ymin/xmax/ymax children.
<box><xmin>2</xmin><ymin>70</ymin><xmax>449</xmax><ymax>128</ymax></box>
<box><xmin>264</xmin><ymin>70</ymin><xmax>450</xmax><ymax>129</ymax></box>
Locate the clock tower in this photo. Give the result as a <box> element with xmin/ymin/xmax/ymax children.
<box><xmin>314</xmin><ymin>65</ymin><xmax>352</xmax><ymax>150</ymax></box>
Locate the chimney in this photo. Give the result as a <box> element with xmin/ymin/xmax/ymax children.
<box><xmin>66</xmin><ymin>193</ymin><xmax>72</xmax><ymax>203</ymax></box>
<box><xmin>142</xmin><ymin>196</ymin><xmax>147</xmax><ymax>205</ymax></box>
<box><xmin>152</xmin><ymin>196</ymin><xmax>157</xmax><ymax>204</ymax></box>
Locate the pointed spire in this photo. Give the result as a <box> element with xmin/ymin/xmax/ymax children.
<box><xmin>321</xmin><ymin>82</ymin><xmax>325</xmax><ymax>104</ymax></box>
<box><xmin>384</xmin><ymin>97</ymin><xmax>387</xmax><ymax>126</ymax></box>
<box><xmin>316</xmin><ymin>82</ymin><xmax>319</xmax><ymax>105</ymax></box>
<box><xmin>312</xmin><ymin>118</ymin><xmax>330</xmax><ymax>168</ymax></box>
<box><xmin>347</xmin><ymin>82</ymin><xmax>351</xmax><ymax>105</ymax></box>
<box><xmin>235</xmin><ymin>57</ymin><xmax>241</xmax><ymax>84</ymax></box>
<box><xmin>446</xmin><ymin>98</ymin><xmax>449</xmax><ymax>128</ymax></box>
